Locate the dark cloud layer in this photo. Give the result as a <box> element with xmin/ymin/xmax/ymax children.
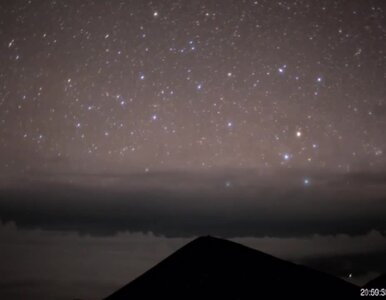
<box><xmin>1</xmin><ymin>169</ymin><xmax>386</xmax><ymax>238</ymax></box>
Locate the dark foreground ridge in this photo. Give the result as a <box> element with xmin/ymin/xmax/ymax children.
<box><xmin>364</xmin><ymin>274</ymin><xmax>386</xmax><ymax>288</ymax></box>
<box><xmin>104</xmin><ymin>236</ymin><xmax>359</xmax><ymax>299</ymax></box>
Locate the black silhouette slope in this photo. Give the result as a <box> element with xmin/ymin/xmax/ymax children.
<box><xmin>364</xmin><ymin>274</ymin><xmax>386</xmax><ymax>288</ymax></box>
<box><xmin>105</xmin><ymin>236</ymin><xmax>359</xmax><ymax>299</ymax></box>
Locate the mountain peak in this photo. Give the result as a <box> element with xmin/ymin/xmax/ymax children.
<box><xmin>105</xmin><ymin>236</ymin><xmax>359</xmax><ymax>299</ymax></box>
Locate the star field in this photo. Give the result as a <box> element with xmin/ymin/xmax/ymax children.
<box><xmin>0</xmin><ymin>0</ymin><xmax>385</xmax><ymax>178</ymax></box>
<box><xmin>1</xmin><ymin>3</ymin><xmax>386</xmax><ymax>298</ymax></box>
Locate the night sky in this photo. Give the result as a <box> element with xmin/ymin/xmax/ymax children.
<box><xmin>0</xmin><ymin>0</ymin><xmax>386</xmax><ymax>299</ymax></box>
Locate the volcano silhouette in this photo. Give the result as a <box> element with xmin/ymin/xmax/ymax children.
<box><xmin>104</xmin><ymin>236</ymin><xmax>359</xmax><ymax>299</ymax></box>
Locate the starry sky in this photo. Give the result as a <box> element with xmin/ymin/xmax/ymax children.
<box><xmin>0</xmin><ymin>0</ymin><xmax>386</xmax><ymax>299</ymax></box>
<box><xmin>1</xmin><ymin>0</ymin><xmax>385</xmax><ymax>176</ymax></box>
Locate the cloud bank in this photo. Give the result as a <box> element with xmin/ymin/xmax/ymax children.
<box><xmin>1</xmin><ymin>169</ymin><xmax>386</xmax><ymax>238</ymax></box>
